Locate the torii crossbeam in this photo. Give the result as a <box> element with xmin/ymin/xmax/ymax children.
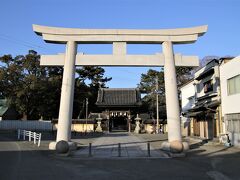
<box><xmin>40</xmin><ymin>53</ymin><xmax>198</xmax><ymax>67</ymax></box>
<box><xmin>33</xmin><ymin>24</ymin><xmax>207</xmax><ymax>152</ymax></box>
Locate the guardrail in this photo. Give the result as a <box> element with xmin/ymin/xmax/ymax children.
<box><xmin>17</xmin><ymin>129</ymin><xmax>42</xmax><ymax>147</ymax></box>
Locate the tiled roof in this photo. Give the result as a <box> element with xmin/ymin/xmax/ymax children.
<box><xmin>96</xmin><ymin>88</ymin><xmax>141</xmax><ymax>107</ymax></box>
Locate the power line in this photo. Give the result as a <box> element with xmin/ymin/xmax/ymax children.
<box><xmin>0</xmin><ymin>34</ymin><xmax>58</xmax><ymax>54</ymax></box>
<box><xmin>0</xmin><ymin>36</ymin><xmax>36</xmax><ymax>49</ymax></box>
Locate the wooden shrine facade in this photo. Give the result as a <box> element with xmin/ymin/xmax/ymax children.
<box><xmin>96</xmin><ymin>88</ymin><xmax>141</xmax><ymax>131</ymax></box>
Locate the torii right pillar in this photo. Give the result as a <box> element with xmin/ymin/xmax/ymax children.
<box><xmin>162</xmin><ymin>41</ymin><xmax>185</xmax><ymax>153</ymax></box>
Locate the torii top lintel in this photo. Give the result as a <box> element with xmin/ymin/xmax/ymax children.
<box><xmin>33</xmin><ymin>24</ymin><xmax>207</xmax><ymax>44</ymax></box>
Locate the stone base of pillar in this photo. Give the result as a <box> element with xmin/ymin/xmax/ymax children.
<box><xmin>161</xmin><ymin>141</ymin><xmax>189</xmax><ymax>153</ymax></box>
<box><xmin>49</xmin><ymin>141</ymin><xmax>77</xmax><ymax>150</ymax></box>
<box><xmin>182</xmin><ymin>142</ymin><xmax>189</xmax><ymax>152</ymax></box>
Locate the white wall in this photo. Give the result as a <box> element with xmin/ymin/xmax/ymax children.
<box><xmin>180</xmin><ymin>81</ymin><xmax>195</xmax><ymax>136</ymax></box>
<box><xmin>180</xmin><ymin>81</ymin><xmax>195</xmax><ymax>112</ymax></box>
<box><xmin>220</xmin><ymin>56</ymin><xmax>240</xmax><ymax>147</ymax></box>
<box><xmin>220</xmin><ymin>56</ymin><xmax>240</xmax><ymax>115</ymax></box>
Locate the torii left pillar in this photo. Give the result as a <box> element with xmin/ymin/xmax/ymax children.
<box><xmin>49</xmin><ymin>41</ymin><xmax>77</xmax><ymax>150</ymax></box>
<box><xmin>161</xmin><ymin>41</ymin><xmax>187</xmax><ymax>152</ymax></box>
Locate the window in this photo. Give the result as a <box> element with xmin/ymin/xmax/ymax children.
<box><xmin>203</xmin><ymin>80</ymin><xmax>213</xmax><ymax>93</ymax></box>
<box><xmin>227</xmin><ymin>75</ymin><xmax>240</xmax><ymax>95</ymax></box>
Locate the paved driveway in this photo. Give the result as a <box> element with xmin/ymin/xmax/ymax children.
<box><xmin>73</xmin><ymin>132</ymin><xmax>168</xmax><ymax>158</ymax></box>
<box><xmin>1</xmin><ymin>131</ymin><xmax>240</xmax><ymax>180</ymax></box>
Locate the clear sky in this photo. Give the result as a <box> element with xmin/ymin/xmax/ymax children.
<box><xmin>0</xmin><ymin>0</ymin><xmax>239</xmax><ymax>88</ymax></box>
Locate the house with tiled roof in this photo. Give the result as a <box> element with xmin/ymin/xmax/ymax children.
<box><xmin>180</xmin><ymin>56</ymin><xmax>235</xmax><ymax>141</ymax></box>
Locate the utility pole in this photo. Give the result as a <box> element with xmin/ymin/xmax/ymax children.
<box><xmin>85</xmin><ymin>98</ymin><xmax>88</xmax><ymax>132</ymax></box>
<box><xmin>156</xmin><ymin>76</ymin><xmax>159</xmax><ymax>134</ymax></box>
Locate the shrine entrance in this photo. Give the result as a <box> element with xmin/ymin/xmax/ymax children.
<box><xmin>110</xmin><ymin>115</ymin><xmax>128</xmax><ymax>131</ymax></box>
<box><xmin>96</xmin><ymin>88</ymin><xmax>140</xmax><ymax>132</ymax></box>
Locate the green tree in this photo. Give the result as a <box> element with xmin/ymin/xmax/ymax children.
<box><xmin>38</xmin><ymin>66</ymin><xmax>63</xmax><ymax>119</ymax></box>
<box><xmin>76</xmin><ymin>66</ymin><xmax>112</xmax><ymax>87</ymax></box>
<box><xmin>138</xmin><ymin>67</ymin><xmax>192</xmax><ymax>119</ymax></box>
<box><xmin>0</xmin><ymin>51</ymin><xmax>112</xmax><ymax>120</ymax></box>
<box><xmin>0</xmin><ymin>50</ymin><xmax>61</xmax><ymax>119</ymax></box>
<box><xmin>74</xmin><ymin>66</ymin><xmax>112</xmax><ymax>118</ymax></box>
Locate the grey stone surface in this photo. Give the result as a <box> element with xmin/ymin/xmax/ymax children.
<box><xmin>56</xmin><ymin>140</ymin><xmax>69</xmax><ymax>154</ymax></box>
<box><xmin>33</xmin><ymin>24</ymin><xmax>208</xmax><ymax>43</ymax></box>
<box><xmin>73</xmin><ymin>132</ymin><xmax>169</xmax><ymax>158</ymax></box>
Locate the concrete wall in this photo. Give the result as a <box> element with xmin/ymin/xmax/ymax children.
<box><xmin>220</xmin><ymin>56</ymin><xmax>240</xmax><ymax>147</ymax></box>
<box><xmin>144</xmin><ymin>124</ymin><xmax>168</xmax><ymax>134</ymax></box>
<box><xmin>53</xmin><ymin>124</ymin><xmax>95</xmax><ymax>132</ymax></box>
<box><xmin>0</xmin><ymin>120</ymin><xmax>53</xmax><ymax>131</ymax></box>
<box><xmin>220</xmin><ymin>56</ymin><xmax>240</xmax><ymax>115</ymax></box>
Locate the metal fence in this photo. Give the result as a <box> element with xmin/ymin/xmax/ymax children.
<box><xmin>17</xmin><ymin>129</ymin><xmax>42</xmax><ymax>147</ymax></box>
<box><xmin>0</xmin><ymin>120</ymin><xmax>53</xmax><ymax>131</ymax></box>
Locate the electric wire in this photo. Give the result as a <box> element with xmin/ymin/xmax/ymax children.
<box><xmin>0</xmin><ymin>33</ymin><xmax>58</xmax><ymax>54</ymax></box>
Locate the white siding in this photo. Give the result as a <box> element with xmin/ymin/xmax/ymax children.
<box><xmin>180</xmin><ymin>81</ymin><xmax>195</xmax><ymax>136</ymax></box>
<box><xmin>180</xmin><ymin>81</ymin><xmax>195</xmax><ymax>112</ymax></box>
<box><xmin>220</xmin><ymin>56</ymin><xmax>240</xmax><ymax>147</ymax></box>
<box><xmin>220</xmin><ymin>56</ymin><xmax>240</xmax><ymax>115</ymax></box>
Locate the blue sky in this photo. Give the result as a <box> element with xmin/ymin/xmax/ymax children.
<box><xmin>0</xmin><ymin>0</ymin><xmax>239</xmax><ymax>88</ymax></box>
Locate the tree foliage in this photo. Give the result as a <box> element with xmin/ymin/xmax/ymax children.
<box><xmin>76</xmin><ymin>66</ymin><xmax>112</xmax><ymax>87</ymax></box>
<box><xmin>0</xmin><ymin>50</ymin><xmax>48</xmax><ymax>119</ymax></box>
<box><xmin>0</xmin><ymin>50</ymin><xmax>111</xmax><ymax>120</ymax></box>
<box><xmin>138</xmin><ymin>67</ymin><xmax>193</xmax><ymax>119</ymax></box>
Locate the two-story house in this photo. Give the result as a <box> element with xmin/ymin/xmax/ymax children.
<box><xmin>192</xmin><ymin>59</ymin><xmax>222</xmax><ymax>139</ymax></box>
<box><xmin>180</xmin><ymin>58</ymin><xmax>234</xmax><ymax>140</ymax></box>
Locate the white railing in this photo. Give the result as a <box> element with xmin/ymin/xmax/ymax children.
<box><xmin>17</xmin><ymin>129</ymin><xmax>42</xmax><ymax>147</ymax></box>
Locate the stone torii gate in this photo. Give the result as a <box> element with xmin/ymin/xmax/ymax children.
<box><xmin>33</xmin><ymin>24</ymin><xmax>207</xmax><ymax>152</ymax></box>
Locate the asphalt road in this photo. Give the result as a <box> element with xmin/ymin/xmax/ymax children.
<box><xmin>1</xmin><ymin>131</ymin><xmax>240</xmax><ymax>180</ymax></box>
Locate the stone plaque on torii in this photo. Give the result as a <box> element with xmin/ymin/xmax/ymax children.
<box><xmin>33</xmin><ymin>24</ymin><xmax>207</xmax><ymax>152</ymax></box>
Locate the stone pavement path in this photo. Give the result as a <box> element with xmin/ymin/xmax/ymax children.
<box><xmin>73</xmin><ymin>132</ymin><xmax>169</xmax><ymax>158</ymax></box>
